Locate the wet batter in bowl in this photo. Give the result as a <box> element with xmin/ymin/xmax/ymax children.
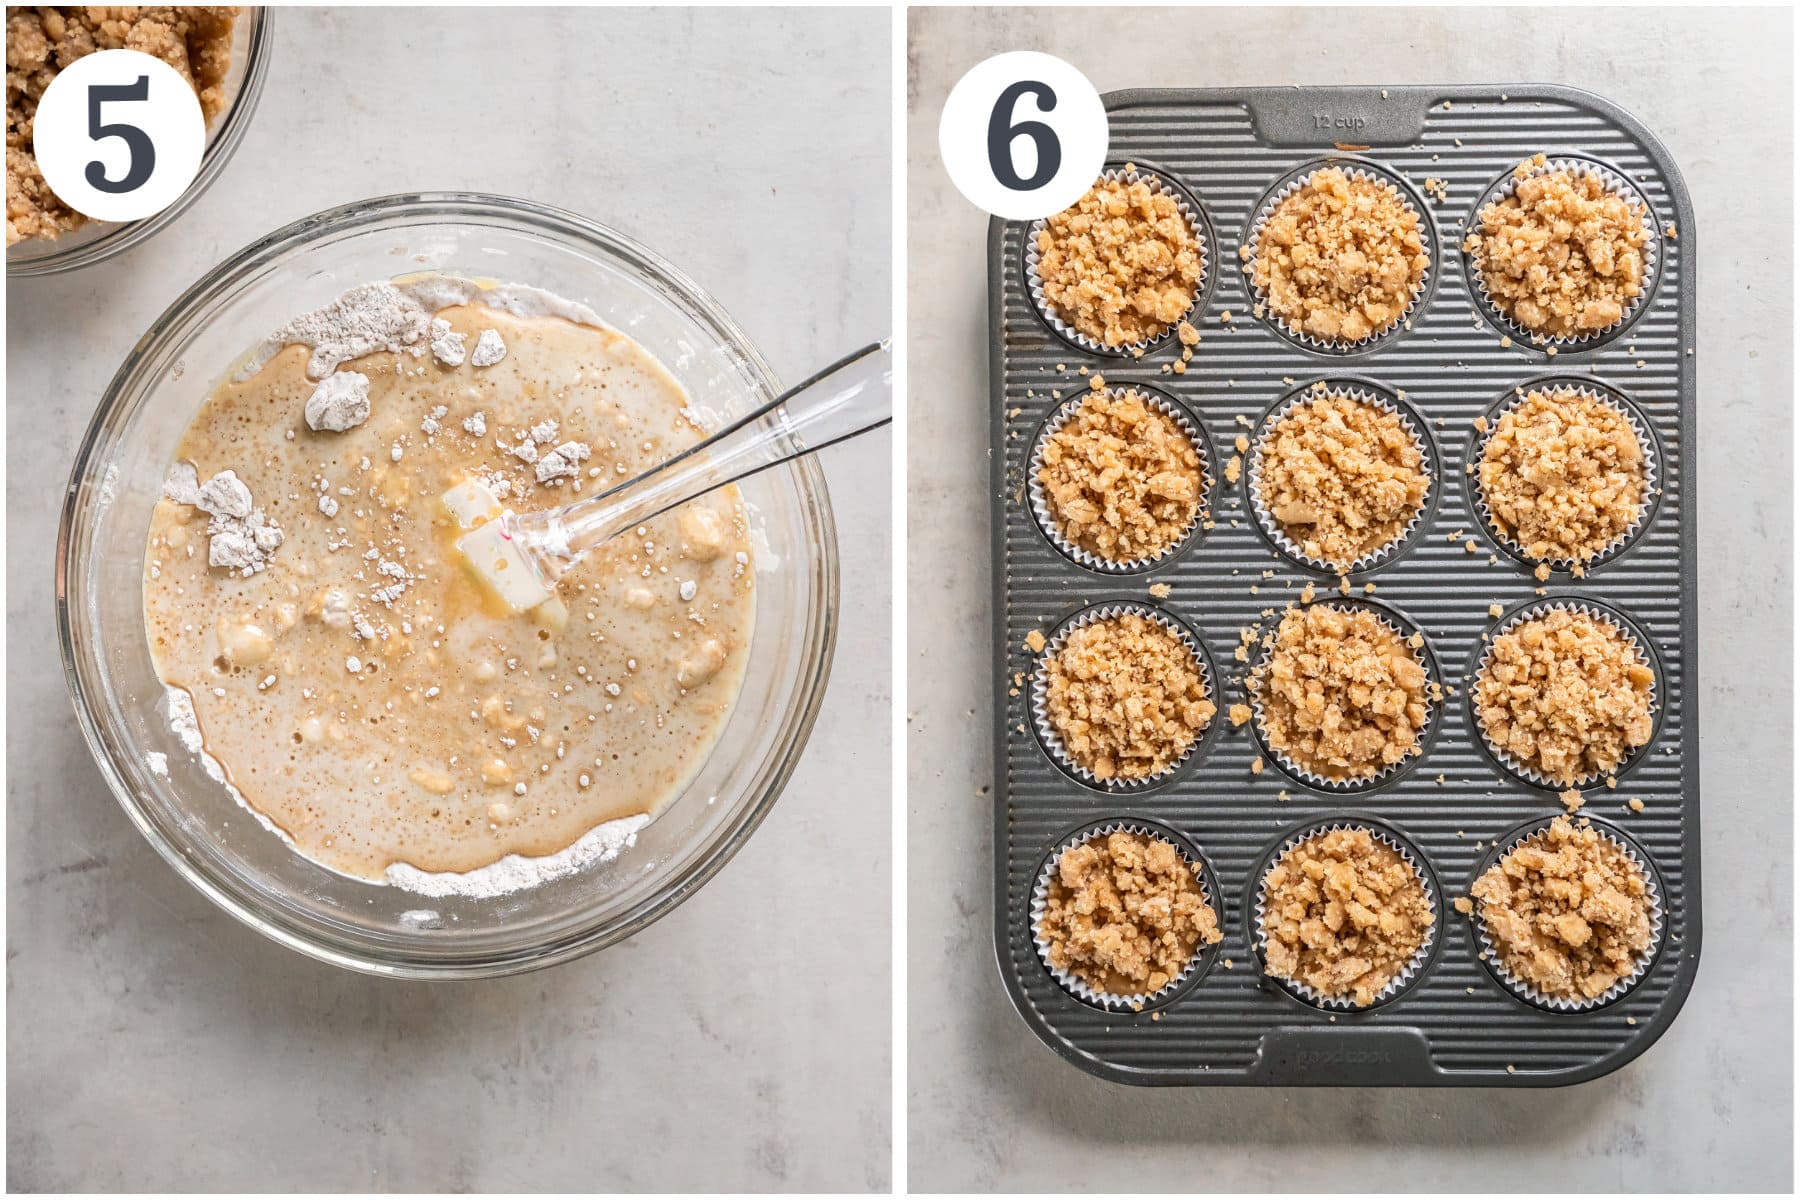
<box><xmin>143</xmin><ymin>278</ymin><xmax>755</xmax><ymax>890</ymax></box>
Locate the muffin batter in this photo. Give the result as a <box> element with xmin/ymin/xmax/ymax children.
<box><xmin>143</xmin><ymin>279</ymin><xmax>754</xmax><ymax>886</ymax></box>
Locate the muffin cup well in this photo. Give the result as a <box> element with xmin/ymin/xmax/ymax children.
<box><xmin>1468</xmin><ymin>598</ymin><xmax>1662</xmax><ymax>793</ymax></box>
<box><xmin>1027</xmin><ymin>383</ymin><xmax>1213</xmax><ymax>574</ymax></box>
<box><xmin>1470</xmin><ymin>379</ymin><xmax>1660</xmax><ymax>575</ymax></box>
<box><xmin>1246</xmin><ymin>598</ymin><xmax>1439</xmax><ymax>793</ymax></box>
<box><xmin>1247</xmin><ymin>381</ymin><xmax>1436</xmax><ymax>575</ymax></box>
<box><xmin>1025</xmin><ymin>162</ymin><xmax>1214</xmax><ymax>358</ymax></box>
<box><xmin>1462</xmin><ymin>154</ymin><xmax>1661</xmax><ymax>350</ymax></box>
<box><xmin>1465</xmin><ymin>815</ymin><xmax>1666</xmax><ymax>1013</ymax></box>
<box><xmin>1251</xmin><ymin>818</ymin><xmax>1440</xmax><ymax>1011</ymax></box>
<box><xmin>1030</xmin><ymin>818</ymin><xmax>1223</xmax><ymax>1012</ymax></box>
<box><xmin>1240</xmin><ymin>159</ymin><xmax>1434</xmax><ymax>355</ymax></box>
<box><xmin>1030</xmin><ymin>601</ymin><xmax>1217</xmax><ymax>793</ymax></box>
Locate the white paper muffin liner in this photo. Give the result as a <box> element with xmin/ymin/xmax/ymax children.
<box><xmin>1031</xmin><ymin>820</ymin><xmax>1220</xmax><ymax>1011</ymax></box>
<box><xmin>1027</xmin><ymin>385</ymin><xmax>1212</xmax><ymax>573</ymax></box>
<box><xmin>1471</xmin><ymin>382</ymin><xmax>1659</xmax><ymax>573</ymax></box>
<box><xmin>1253</xmin><ymin>821</ymin><xmax>1438</xmax><ymax>1011</ymax></box>
<box><xmin>1247</xmin><ymin>600</ymin><xmax>1437</xmax><ymax>792</ymax></box>
<box><xmin>1467</xmin><ymin>817</ymin><xmax>1665</xmax><ymax>1012</ymax></box>
<box><xmin>1030</xmin><ymin>602</ymin><xmax>1214</xmax><ymax>792</ymax></box>
<box><xmin>1471</xmin><ymin>599</ymin><xmax>1660</xmax><ymax>792</ymax></box>
<box><xmin>1247</xmin><ymin>384</ymin><xmax>1434</xmax><ymax>574</ymax></box>
<box><xmin>1241</xmin><ymin>162</ymin><xmax>1431</xmax><ymax>353</ymax></box>
<box><xmin>1464</xmin><ymin>155</ymin><xmax>1661</xmax><ymax>349</ymax></box>
<box><xmin>1025</xmin><ymin>164</ymin><xmax>1210</xmax><ymax>358</ymax></box>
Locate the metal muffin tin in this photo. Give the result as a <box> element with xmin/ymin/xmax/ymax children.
<box><xmin>987</xmin><ymin>85</ymin><xmax>1698</xmax><ymax>1086</ymax></box>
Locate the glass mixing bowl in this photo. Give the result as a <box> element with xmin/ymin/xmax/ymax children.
<box><xmin>8</xmin><ymin>7</ymin><xmax>271</xmax><ymax>276</ymax></box>
<box><xmin>57</xmin><ymin>193</ymin><xmax>840</xmax><ymax>977</ymax></box>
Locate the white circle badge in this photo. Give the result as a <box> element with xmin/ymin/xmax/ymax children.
<box><xmin>32</xmin><ymin>49</ymin><xmax>206</xmax><ymax>224</ymax></box>
<box><xmin>938</xmin><ymin>51</ymin><xmax>1108</xmax><ymax>222</ymax></box>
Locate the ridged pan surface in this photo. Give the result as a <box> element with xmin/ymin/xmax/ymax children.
<box><xmin>987</xmin><ymin>85</ymin><xmax>1699</xmax><ymax>1086</ymax></box>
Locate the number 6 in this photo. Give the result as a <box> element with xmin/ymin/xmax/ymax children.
<box><xmin>987</xmin><ymin>81</ymin><xmax>1061</xmax><ymax>192</ymax></box>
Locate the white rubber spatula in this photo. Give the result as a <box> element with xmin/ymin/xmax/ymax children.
<box><xmin>445</xmin><ymin>340</ymin><xmax>892</xmax><ymax>612</ymax></box>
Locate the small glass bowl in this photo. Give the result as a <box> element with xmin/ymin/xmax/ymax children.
<box><xmin>57</xmin><ymin>193</ymin><xmax>841</xmax><ymax>978</ymax></box>
<box><xmin>8</xmin><ymin>7</ymin><xmax>272</xmax><ymax>276</ymax></box>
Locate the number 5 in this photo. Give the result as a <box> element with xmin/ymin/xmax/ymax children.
<box><xmin>85</xmin><ymin>76</ymin><xmax>156</xmax><ymax>194</ymax></box>
<box><xmin>987</xmin><ymin>81</ymin><xmax>1061</xmax><ymax>192</ymax></box>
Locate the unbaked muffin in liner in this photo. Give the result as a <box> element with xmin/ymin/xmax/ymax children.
<box><xmin>1241</xmin><ymin>161</ymin><xmax>1433</xmax><ymax>355</ymax></box>
<box><xmin>1246</xmin><ymin>599</ymin><xmax>1439</xmax><ymax>793</ymax></box>
<box><xmin>1027</xmin><ymin>384</ymin><xmax>1213</xmax><ymax>573</ymax></box>
<box><xmin>1470</xmin><ymin>381</ymin><xmax>1659</xmax><ymax>574</ymax></box>
<box><xmin>1030</xmin><ymin>818</ymin><xmax>1222</xmax><ymax>1011</ymax></box>
<box><xmin>1470</xmin><ymin>599</ymin><xmax>1660</xmax><ymax>792</ymax></box>
<box><xmin>1025</xmin><ymin>163</ymin><xmax>1212</xmax><ymax>358</ymax></box>
<box><xmin>1251</xmin><ymin>820</ymin><xmax>1439</xmax><ymax>1011</ymax></box>
<box><xmin>1247</xmin><ymin>383</ymin><xmax>1435</xmax><ymax>575</ymax></box>
<box><xmin>1030</xmin><ymin>601</ymin><xmax>1216</xmax><ymax>793</ymax></box>
<box><xmin>1466</xmin><ymin>816</ymin><xmax>1665</xmax><ymax>1012</ymax></box>
<box><xmin>1463</xmin><ymin>155</ymin><xmax>1661</xmax><ymax>350</ymax></box>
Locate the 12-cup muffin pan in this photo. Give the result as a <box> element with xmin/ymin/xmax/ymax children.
<box><xmin>987</xmin><ymin>85</ymin><xmax>1699</xmax><ymax>1086</ymax></box>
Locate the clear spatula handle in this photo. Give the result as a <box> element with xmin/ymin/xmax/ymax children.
<box><xmin>510</xmin><ymin>340</ymin><xmax>892</xmax><ymax>570</ymax></box>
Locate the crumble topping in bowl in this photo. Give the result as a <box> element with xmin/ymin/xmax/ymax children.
<box><xmin>1253</xmin><ymin>389</ymin><xmax>1429</xmax><ymax>569</ymax></box>
<box><xmin>1036</xmin><ymin>388</ymin><xmax>1204</xmax><ymax>564</ymax></box>
<box><xmin>1244</xmin><ymin>167</ymin><xmax>1428</xmax><ymax>345</ymax></box>
<box><xmin>1474</xmin><ymin>608</ymin><xmax>1654</xmax><ymax>785</ymax></box>
<box><xmin>1034</xmin><ymin>171</ymin><xmax>1202</xmax><ymax>348</ymax></box>
<box><xmin>1259</xmin><ymin>826</ymin><xmax>1433</xmax><ymax>1007</ymax></box>
<box><xmin>1470</xmin><ymin>815</ymin><xmax>1655</xmax><ymax>1002</ymax></box>
<box><xmin>1464</xmin><ymin>155</ymin><xmax>1652</xmax><ymax>339</ymax></box>
<box><xmin>1251</xmin><ymin>603</ymin><xmax>1430</xmax><ymax>783</ymax></box>
<box><xmin>7</xmin><ymin>6</ymin><xmax>238</xmax><ymax>246</ymax></box>
<box><xmin>1478</xmin><ymin>388</ymin><xmax>1647</xmax><ymax>565</ymax></box>
<box><xmin>1040</xmin><ymin>611</ymin><xmax>1214</xmax><ymax>782</ymax></box>
<box><xmin>1037</xmin><ymin>830</ymin><xmax>1222</xmax><ymax>999</ymax></box>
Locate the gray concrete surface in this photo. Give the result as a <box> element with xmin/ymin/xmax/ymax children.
<box><xmin>7</xmin><ymin>8</ymin><xmax>890</xmax><ymax>1193</ymax></box>
<box><xmin>906</xmin><ymin>7</ymin><xmax>1792</xmax><ymax>1192</ymax></box>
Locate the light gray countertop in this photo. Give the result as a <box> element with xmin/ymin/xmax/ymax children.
<box><xmin>7</xmin><ymin>7</ymin><xmax>890</xmax><ymax>1192</ymax></box>
<box><xmin>906</xmin><ymin>6</ymin><xmax>1792</xmax><ymax>1192</ymax></box>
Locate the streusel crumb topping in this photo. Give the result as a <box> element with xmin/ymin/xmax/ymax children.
<box><xmin>1252</xmin><ymin>604</ymin><xmax>1430</xmax><ymax>782</ymax></box>
<box><xmin>1038</xmin><ymin>388</ymin><xmax>1204</xmax><ymax>563</ymax></box>
<box><xmin>1479</xmin><ymin>388</ymin><xmax>1646</xmax><ymax>564</ymax></box>
<box><xmin>1464</xmin><ymin>155</ymin><xmax>1650</xmax><ymax>339</ymax></box>
<box><xmin>1254</xmin><ymin>390</ymin><xmax>1429</xmax><ymax>569</ymax></box>
<box><xmin>1244</xmin><ymin>167</ymin><xmax>1427</xmax><ymax>345</ymax></box>
<box><xmin>1036</xmin><ymin>173</ymin><xmax>1202</xmax><ymax>347</ymax></box>
<box><xmin>1259</xmin><ymin>826</ymin><xmax>1433</xmax><ymax>1006</ymax></box>
<box><xmin>1474</xmin><ymin>609</ymin><xmax>1654</xmax><ymax>784</ymax></box>
<box><xmin>1042</xmin><ymin>612</ymin><xmax>1214</xmax><ymax>781</ymax></box>
<box><xmin>1471</xmin><ymin>815</ymin><xmax>1654</xmax><ymax>1001</ymax></box>
<box><xmin>1038</xmin><ymin>831</ymin><xmax>1222</xmax><ymax>998</ymax></box>
<box><xmin>7</xmin><ymin>7</ymin><xmax>238</xmax><ymax>245</ymax></box>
